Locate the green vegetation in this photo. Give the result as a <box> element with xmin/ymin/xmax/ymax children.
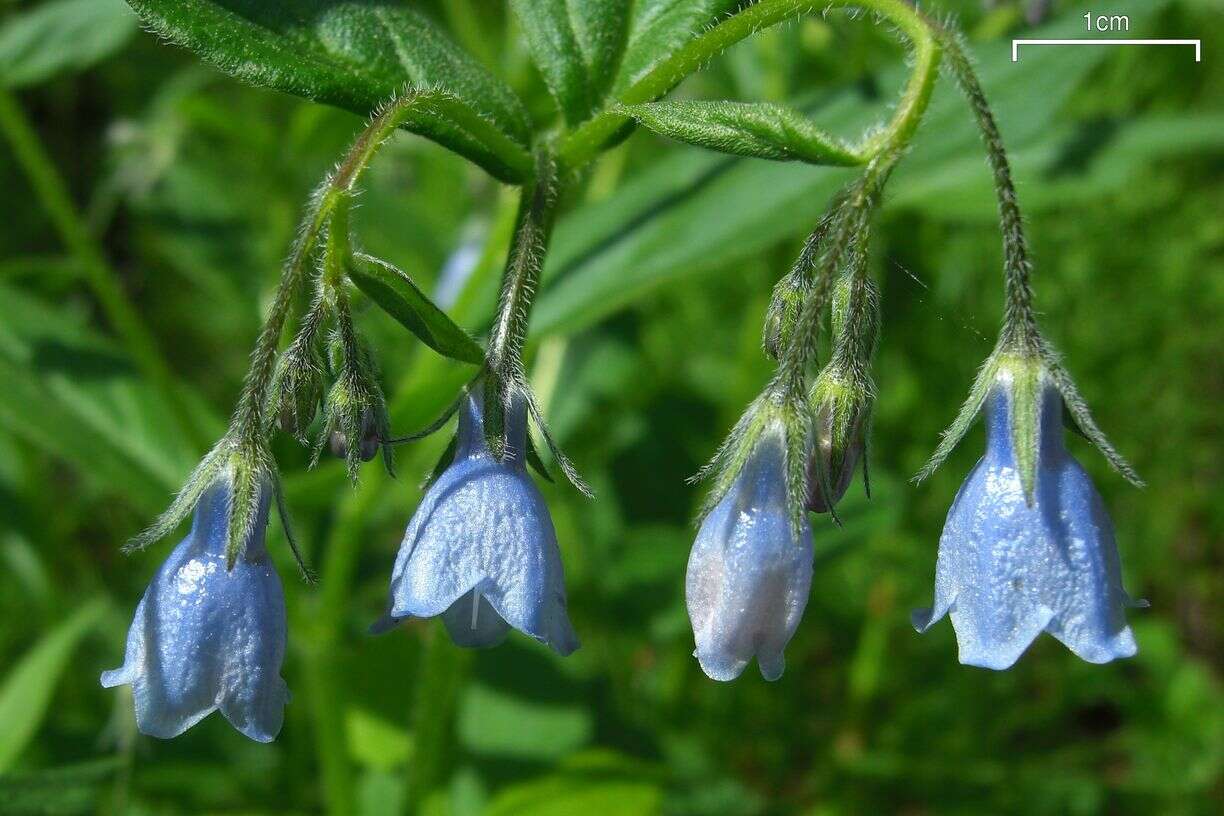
<box><xmin>0</xmin><ymin>0</ymin><xmax>1220</xmax><ymax>813</ymax></box>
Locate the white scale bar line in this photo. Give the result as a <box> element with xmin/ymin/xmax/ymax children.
<box><xmin>1012</xmin><ymin>39</ymin><xmax>1201</xmax><ymax>62</ymax></box>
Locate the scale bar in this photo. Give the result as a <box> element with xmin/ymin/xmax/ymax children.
<box><xmin>1012</xmin><ymin>39</ymin><xmax>1201</xmax><ymax>62</ymax></box>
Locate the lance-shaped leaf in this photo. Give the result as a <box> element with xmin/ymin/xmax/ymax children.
<box><xmin>125</xmin><ymin>0</ymin><xmax>533</xmax><ymax>181</ymax></box>
<box><xmin>532</xmin><ymin>0</ymin><xmax>1171</xmax><ymax>339</ymax></box>
<box><xmin>614</xmin><ymin>0</ymin><xmax>741</xmax><ymax>94</ymax></box>
<box><xmin>347</xmin><ymin>253</ymin><xmax>485</xmax><ymax>366</ymax></box>
<box><xmin>0</xmin><ymin>0</ymin><xmax>137</xmax><ymax>88</ymax></box>
<box><xmin>620</xmin><ymin>101</ymin><xmax>866</xmax><ymax>165</ymax></box>
<box><xmin>510</xmin><ymin>0</ymin><xmax>629</xmax><ymax>126</ymax></box>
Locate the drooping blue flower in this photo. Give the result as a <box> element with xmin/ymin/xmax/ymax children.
<box><xmin>375</xmin><ymin>389</ymin><xmax>578</xmax><ymax>655</ymax></box>
<box><xmin>101</xmin><ymin>478</ymin><xmax>289</xmax><ymax>741</ymax></box>
<box><xmin>912</xmin><ymin>370</ymin><xmax>1141</xmax><ymax>669</ymax></box>
<box><xmin>686</xmin><ymin>427</ymin><xmax>814</xmax><ymax>681</ymax></box>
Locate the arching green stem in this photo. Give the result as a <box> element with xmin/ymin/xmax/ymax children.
<box><xmin>229</xmin><ymin>91</ymin><xmax>518</xmax><ymax>446</ymax></box>
<box><xmin>558</xmin><ymin>0</ymin><xmax>941</xmax><ymax>172</ymax></box>
<box><xmin>482</xmin><ymin>147</ymin><xmax>562</xmax><ymax>457</ymax></box>
<box><xmin>487</xmin><ymin>148</ymin><xmax>560</xmax><ymax>374</ymax></box>
<box><xmin>775</xmin><ymin>150</ymin><xmax>899</xmax><ymax>398</ymax></box>
<box><xmin>934</xmin><ymin>30</ymin><xmax>1040</xmax><ymax>354</ymax></box>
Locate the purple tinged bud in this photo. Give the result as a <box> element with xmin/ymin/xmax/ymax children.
<box><xmin>806</xmin><ymin>271</ymin><xmax>878</xmax><ymax>513</ymax></box>
<box><xmin>805</xmin><ymin>373</ymin><xmax>870</xmax><ymax>513</ymax></box>
<box><xmin>101</xmin><ymin>478</ymin><xmax>289</xmax><ymax>741</ymax></box>
<box><xmin>328</xmin><ymin>405</ymin><xmax>381</xmax><ymax>462</ymax></box>
<box><xmin>686</xmin><ymin>428</ymin><xmax>814</xmax><ymax>681</ymax></box>
<box><xmin>912</xmin><ymin>368</ymin><xmax>1141</xmax><ymax>669</ymax></box>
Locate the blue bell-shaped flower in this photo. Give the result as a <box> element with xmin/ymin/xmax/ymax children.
<box><xmin>912</xmin><ymin>367</ymin><xmax>1140</xmax><ymax>669</ymax></box>
<box><xmin>101</xmin><ymin>477</ymin><xmax>289</xmax><ymax>741</ymax></box>
<box><xmin>686</xmin><ymin>427</ymin><xmax>814</xmax><ymax>681</ymax></box>
<box><xmin>375</xmin><ymin>389</ymin><xmax>578</xmax><ymax>655</ymax></box>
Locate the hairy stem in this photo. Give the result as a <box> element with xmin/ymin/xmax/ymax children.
<box><xmin>487</xmin><ymin>148</ymin><xmax>561</xmax><ymax>375</ymax></box>
<box><xmin>558</xmin><ymin>0</ymin><xmax>941</xmax><ymax>171</ymax></box>
<box><xmin>935</xmin><ymin>30</ymin><xmax>1040</xmax><ymax>353</ymax></box>
<box><xmin>231</xmin><ymin>92</ymin><xmax>508</xmax><ymax>444</ymax></box>
<box><xmin>776</xmin><ymin>152</ymin><xmax>898</xmax><ymax>396</ymax></box>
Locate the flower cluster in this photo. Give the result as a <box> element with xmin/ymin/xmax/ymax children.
<box><xmin>100</xmin><ymin>8</ymin><xmax>1146</xmax><ymax>746</ymax></box>
<box><xmin>102</xmin><ymin>108</ymin><xmax>584</xmax><ymax>743</ymax></box>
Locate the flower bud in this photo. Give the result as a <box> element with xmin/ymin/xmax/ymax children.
<box><xmin>328</xmin><ymin>404</ymin><xmax>382</xmax><ymax>462</ymax></box>
<box><xmin>319</xmin><ymin>371</ymin><xmax>391</xmax><ymax>481</ymax></box>
<box><xmin>270</xmin><ymin>345</ymin><xmax>325</xmax><ymax>441</ymax></box>
<box><xmin>829</xmin><ymin>267</ymin><xmax>880</xmax><ymax>365</ymax></box>
<box><xmin>763</xmin><ymin>272</ymin><xmax>803</xmax><ymax>360</ymax></box>
<box><xmin>805</xmin><ymin>368</ymin><xmax>871</xmax><ymax>513</ymax></box>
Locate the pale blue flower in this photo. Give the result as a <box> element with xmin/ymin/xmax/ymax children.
<box><xmin>101</xmin><ymin>479</ymin><xmax>289</xmax><ymax>741</ymax></box>
<box><xmin>376</xmin><ymin>390</ymin><xmax>578</xmax><ymax>655</ymax></box>
<box><xmin>687</xmin><ymin>429</ymin><xmax>813</xmax><ymax>681</ymax></box>
<box><xmin>912</xmin><ymin>373</ymin><xmax>1141</xmax><ymax>669</ymax></box>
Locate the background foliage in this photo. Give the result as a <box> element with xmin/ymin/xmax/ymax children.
<box><xmin>0</xmin><ymin>0</ymin><xmax>1221</xmax><ymax>813</ymax></box>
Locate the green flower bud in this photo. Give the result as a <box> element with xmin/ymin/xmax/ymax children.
<box><xmin>805</xmin><ymin>367</ymin><xmax>872</xmax><ymax>513</ymax></box>
<box><xmin>830</xmin><ymin>266</ymin><xmax>880</xmax><ymax>367</ymax></box>
<box><xmin>763</xmin><ymin>271</ymin><xmax>804</xmax><ymax>360</ymax></box>
<box><xmin>270</xmin><ymin>345</ymin><xmax>325</xmax><ymax>442</ymax></box>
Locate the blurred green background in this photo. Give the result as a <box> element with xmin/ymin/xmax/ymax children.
<box><xmin>1</xmin><ymin>0</ymin><xmax>1221</xmax><ymax>813</ymax></box>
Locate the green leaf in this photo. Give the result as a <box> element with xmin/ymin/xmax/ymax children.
<box><xmin>124</xmin><ymin>0</ymin><xmax>533</xmax><ymax>180</ymax></box>
<box><xmin>458</xmin><ymin>683</ymin><xmax>591</xmax><ymax>760</ymax></box>
<box><xmin>0</xmin><ymin>599</ymin><xmax>106</xmax><ymax>772</ymax></box>
<box><xmin>615</xmin><ymin>0</ymin><xmax>741</xmax><ymax>95</ymax></box>
<box><xmin>0</xmin><ymin>0</ymin><xmax>137</xmax><ymax>88</ymax></box>
<box><xmin>526</xmin><ymin>433</ymin><xmax>555</xmax><ymax>484</ymax></box>
<box><xmin>347</xmin><ymin>253</ymin><xmax>485</xmax><ymax>365</ymax></box>
<box><xmin>0</xmin><ymin>283</ymin><xmax>212</xmax><ymax>514</ymax></box>
<box><xmin>510</xmin><ymin>0</ymin><xmax>629</xmax><ymax>125</ymax></box>
<box><xmin>484</xmin><ymin>751</ymin><xmax>662</xmax><ymax>816</ymax></box>
<box><xmin>621</xmin><ymin>100</ymin><xmax>864</xmax><ymax>165</ymax></box>
<box><xmin>0</xmin><ymin>759</ymin><xmax>121</xmax><ymax>816</ymax></box>
<box><xmin>531</xmin><ymin>0</ymin><xmax>1170</xmax><ymax>337</ymax></box>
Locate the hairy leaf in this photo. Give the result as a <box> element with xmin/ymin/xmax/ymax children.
<box><xmin>348</xmin><ymin>253</ymin><xmax>486</xmax><ymax>365</ymax></box>
<box><xmin>125</xmin><ymin>0</ymin><xmax>533</xmax><ymax>180</ymax></box>
<box><xmin>511</xmin><ymin>0</ymin><xmax>629</xmax><ymax>125</ymax></box>
<box><xmin>531</xmin><ymin>0</ymin><xmax>1168</xmax><ymax>337</ymax></box>
<box><xmin>615</xmin><ymin>0</ymin><xmax>743</xmax><ymax>94</ymax></box>
<box><xmin>622</xmin><ymin>100</ymin><xmax>864</xmax><ymax>165</ymax></box>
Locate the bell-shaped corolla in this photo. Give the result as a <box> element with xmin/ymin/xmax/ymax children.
<box><xmin>375</xmin><ymin>389</ymin><xmax>578</xmax><ymax>655</ymax></box>
<box><xmin>686</xmin><ymin>427</ymin><xmax>814</xmax><ymax>681</ymax></box>
<box><xmin>101</xmin><ymin>478</ymin><xmax>289</xmax><ymax>741</ymax></box>
<box><xmin>912</xmin><ymin>369</ymin><xmax>1141</xmax><ymax>669</ymax></box>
